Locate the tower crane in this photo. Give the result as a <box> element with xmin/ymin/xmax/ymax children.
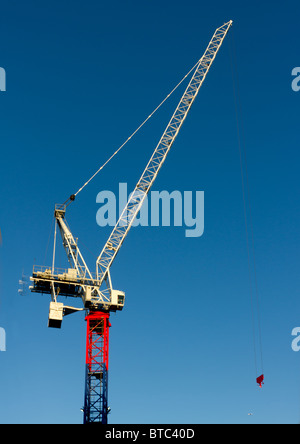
<box><xmin>29</xmin><ymin>20</ymin><xmax>232</xmax><ymax>424</ymax></box>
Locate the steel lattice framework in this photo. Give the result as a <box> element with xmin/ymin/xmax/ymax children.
<box><xmin>96</xmin><ymin>20</ymin><xmax>233</xmax><ymax>289</ymax></box>
<box><xmin>29</xmin><ymin>20</ymin><xmax>233</xmax><ymax>424</ymax></box>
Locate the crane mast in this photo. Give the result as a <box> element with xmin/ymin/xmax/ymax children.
<box><xmin>29</xmin><ymin>20</ymin><xmax>232</xmax><ymax>423</ymax></box>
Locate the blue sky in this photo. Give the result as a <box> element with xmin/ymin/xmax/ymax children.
<box><xmin>0</xmin><ymin>0</ymin><xmax>300</xmax><ymax>424</ymax></box>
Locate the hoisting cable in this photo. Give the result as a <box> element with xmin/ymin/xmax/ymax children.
<box><xmin>229</xmin><ymin>31</ymin><xmax>264</xmax><ymax>388</ymax></box>
<box><xmin>62</xmin><ymin>59</ymin><xmax>201</xmax><ymax>207</ymax></box>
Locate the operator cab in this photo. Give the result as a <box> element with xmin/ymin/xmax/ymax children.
<box><xmin>110</xmin><ymin>290</ymin><xmax>125</xmax><ymax>311</ymax></box>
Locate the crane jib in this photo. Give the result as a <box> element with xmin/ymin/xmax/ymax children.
<box><xmin>96</xmin><ymin>20</ymin><xmax>233</xmax><ymax>288</ymax></box>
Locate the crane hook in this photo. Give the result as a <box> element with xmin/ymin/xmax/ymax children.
<box><xmin>256</xmin><ymin>374</ymin><xmax>264</xmax><ymax>388</ymax></box>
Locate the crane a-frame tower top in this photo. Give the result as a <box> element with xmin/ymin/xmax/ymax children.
<box><xmin>29</xmin><ymin>20</ymin><xmax>233</xmax><ymax>423</ymax></box>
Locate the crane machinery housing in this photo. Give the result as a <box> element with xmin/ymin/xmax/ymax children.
<box><xmin>29</xmin><ymin>20</ymin><xmax>233</xmax><ymax>424</ymax></box>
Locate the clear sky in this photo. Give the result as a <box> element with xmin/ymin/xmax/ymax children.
<box><xmin>0</xmin><ymin>0</ymin><xmax>300</xmax><ymax>424</ymax></box>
